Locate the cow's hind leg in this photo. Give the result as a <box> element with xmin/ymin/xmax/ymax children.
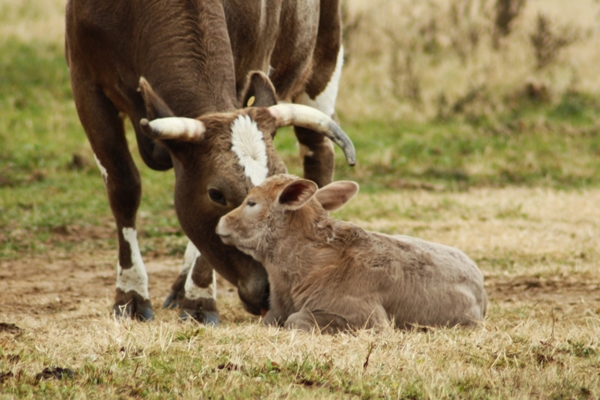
<box><xmin>70</xmin><ymin>76</ymin><xmax>153</xmax><ymax>321</ymax></box>
<box><xmin>293</xmin><ymin>0</ymin><xmax>343</xmax><ymax>188</ymax></box>
<box><xmin>294</xmin><ymin>45</ymin><xmax>344</xmax><ymax>187</ymax></box>
<box><xmin>164</xmin><ymin>241</ymin><xmax>219</xmax><ymax>325</ymax></box>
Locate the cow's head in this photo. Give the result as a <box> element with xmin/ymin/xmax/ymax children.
<box><xmin>137</xmin><ymin>72</ymin><xmax>355</xmax><ymax>314</ymax></box>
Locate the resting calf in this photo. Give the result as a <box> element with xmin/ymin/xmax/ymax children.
<box><xmin>216</xmin><ymin>175</ymin><xmax>487</xmax><ymax>332</ymax></box>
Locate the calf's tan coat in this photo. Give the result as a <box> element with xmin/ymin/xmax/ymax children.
<box><xmin>217</xmin><ymin>175</ymin><xmax>487</xmax><ymax>333</ymax></box>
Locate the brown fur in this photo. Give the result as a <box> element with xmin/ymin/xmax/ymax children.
<box><xmin>217</xmin><ymin>175</ymin><xmax>488</xmax><ymax>332</ymax></box>
<box><xmin>66</xmin><ymin>0</ymin><xmax>345</xmax><ymax>320</ymax></box>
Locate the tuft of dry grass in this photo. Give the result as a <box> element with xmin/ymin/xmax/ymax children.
<box><xmin>339</xmin><ymin>0</ymin><xmax>600</xmax><ymax>121</ymax></box>
<box><xmin>0</xmin><ymin>0</ymin><xmax>65</xmax><ymax>45</ymax></box>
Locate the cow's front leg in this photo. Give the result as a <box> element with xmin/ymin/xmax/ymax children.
<box><xmin>163</xmin><ymin>241</ymin><xmax>197</xmax><ymax>309</ymax></box>
<box><xmin>70</xmin><ymin>74</ymin><xmax>154</xmax><ymax>321</ymax></box>
<box><xmin>172</xmin><ymin>243</ymin><xmax>219</xmax><ymax>325</ymax></box>
<box><xmin>113</xmin><ymin>227</ymin><xmax>153</xmax><ymax>321</ymax></box>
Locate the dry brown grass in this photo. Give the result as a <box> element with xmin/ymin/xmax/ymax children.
<box><xmin>0</xmin><ymin>0</ymin><xmax>65</xmax><ymax>45</ymax></box>
<box><xmin>338</xmin><ymin>0</ymin><xmax>600</xmax><ymax>121</ymax></box>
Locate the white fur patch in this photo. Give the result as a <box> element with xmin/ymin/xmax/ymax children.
<box><xmin>181</xmin><ymin>240</ymin><xmax>200</xmax><ymax>275</ymax></box>
<box><xmin>93</xmin><ymin>154</ymin><xmax>108</xmax><ymax>183</ymax></box>
<box><xmin>181</xmin><ymin>240</ymin><xmax>217</xmax><ymax>301</ymax></box>
<box><xmin>230</xmin><ymin>115</ymin><xmax>269</xmax><ymax>186</ymax></box>
<box><xmin>184</xmin><ymin>262</ymin><xmax>217</xmax><ymax>301</ymax></box>
<box><xmin>296</xmin><ymin>45</ymin><xmax>344</xmax><ymax>116</ymax></box>
<box><xmin>116</xmin><ymin>228</ymin><xmax>149</xmax><ymax>299</ymax></box>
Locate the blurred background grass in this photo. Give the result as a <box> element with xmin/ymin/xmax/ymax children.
<box><xmin>1</xmin><ymin>0</ymin><xmax>600</xmax><ymax>259</ymax></box>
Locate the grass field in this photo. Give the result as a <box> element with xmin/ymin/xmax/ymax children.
<box><xmin>1</xmin><ymin>0</ymin><xmax>600</xmax><ymax>398</ymax></box>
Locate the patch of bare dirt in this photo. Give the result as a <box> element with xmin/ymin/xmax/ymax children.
<box><xmin>0</xmin><ymin>246</ymin><xmax>241</xmax><ymax>323</ymax></box>
<box><xmin>485</xmin><ymin>273</ymin><xmax>600</xmax><ymax>315</ymax></box>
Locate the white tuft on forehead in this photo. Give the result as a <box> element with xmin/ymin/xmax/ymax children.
<box><xmin>230</xmin><ymin>115</ymin><xmax>269</xmax><ymax>186</ymax></box>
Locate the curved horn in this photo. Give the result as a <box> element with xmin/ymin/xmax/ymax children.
<box><xmin>139</xmin><ymin>117</ymin><xmax>206</xmax><ymax>142</ymax></box>
<box><xmin>268</xmin><ymin>104</ymin><xmax>356</xmax><ymax>166</ymax></box>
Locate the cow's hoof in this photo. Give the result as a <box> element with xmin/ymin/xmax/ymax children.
<box><xmin>163</xmin><ymin>290</ymin><xmax>182</xmax><ymax>309</ymax></box>
<box><xmin>114</xmin><ymin>290</ymin><xmax>155</xmax><ymax>321</ymax></box>
<box><xmin>201</xmin><ymin>311</ymin><xmax>220</xmax><ymax>326</ymax></box>
<box><xmin>178</xmin><ymin>297</ymin><xmax>220</xmax><ymax>326</ymax></box>
<box><xmin>162</xmin><ymin>272</ymin><xmax>188</xmax><ymax>309</ymax></box>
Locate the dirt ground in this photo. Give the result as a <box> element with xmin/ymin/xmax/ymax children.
<box><xmin>1</xmin><ymin>240</ymin><xmax>599</xmax><ymax>327</ymax></box>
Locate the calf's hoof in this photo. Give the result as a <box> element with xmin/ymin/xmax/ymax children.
<box><xmin>178</xmin><ymin>297</ymin><xmax>220</xmax><ymax>326</ymax></box>
<box><xmin>113</xmin><ymin>289</ymin><xmax>154</xmax><ymax>321</ymax></box>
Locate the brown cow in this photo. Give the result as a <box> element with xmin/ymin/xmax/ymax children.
<box><xmin>65</xmin><ymin>0</ymin><xmax>354</xmax><ymax>323</ymax></box>
<box><xmin>216</xmin><ymin>175</ymin><xmax>488</xmax><ymax>333</ymax></box>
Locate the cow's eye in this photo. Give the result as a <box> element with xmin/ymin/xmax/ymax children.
<box><xmin>247</xmin><ymin>200</ymin><xmax>256</xmax><ymax>207</ymax></box>
<box><xmin>208</xmin><ymin>189</ymin><xmax>226</xmax><ymax>205</ymax></box>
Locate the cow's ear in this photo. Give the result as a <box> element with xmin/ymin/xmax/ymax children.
<box><xmin>241</xmin><ymin>71</ymin><xmax>278</xmax><ymax>108</ymax></box>
<box><xmin>315</xmin><ymin>181</ymin><xmax>359</xmax><ymax>211</ymax></box>
<box><xmin>139</xmin><ymin>77</ymin><xmax>175</xmax><ymax>119</ymax></box>
<box><xmin>278</xmin><ymin>179</ymin><xmax>318</xmax><ymax>210</ymax></box>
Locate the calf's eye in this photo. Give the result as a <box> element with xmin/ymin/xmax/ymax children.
<box><xmin>208</xmin><ymin>189</ymin><xmax>227</xmax><ymax>205</ymax></box>
<box><xmin>247</xmin><ymin>200</ymin><xmax>256</xmax><ymax>207</ymax></box>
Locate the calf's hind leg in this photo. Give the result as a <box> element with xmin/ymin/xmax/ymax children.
<box><xmin>70</xmin><ymin>76</ymin><xmax>153</xmax><ymax>321</ymax></box>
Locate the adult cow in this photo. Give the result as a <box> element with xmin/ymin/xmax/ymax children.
<box><xmin>65</xmin><ymin>0</ymin><xmax>355</xmax><ymax>323</ymax></box>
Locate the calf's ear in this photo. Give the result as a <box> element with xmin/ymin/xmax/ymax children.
<box><xmin>315</xmin><ymin>181</ymin><xmax>359</xmax><ymax>211</ymax></box>
<box><xmin>278</xmin><ymin>179</ymin><xmax>319</xmax><ymax>210</ymax></box>
<box><xmin>241</xmin><ymin>71</ymin><xmax>278</xmax><ymax>108</ymax></box>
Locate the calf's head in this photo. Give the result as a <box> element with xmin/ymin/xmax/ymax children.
<box><xmin>216</xmin><ymin>174</ymin><xmax>359</xmax><ymax>261</ymax></box>
<box><xmin>137</xmin><ymin>75</ymin><xmax>356</xmax><ymax>314</ymax></box>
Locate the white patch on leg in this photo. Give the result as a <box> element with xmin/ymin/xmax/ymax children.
<box><xmin>296</xmin><ymin>46</ymin><xmax>344</xmax><ymax>116</ymax></box>
<box><xmin>180</xmin><ymin>240</ymin><xmax>200</xmax><ymax>276</ymax></box>
<box><xmin>184</xmin><ymin>263</ymin><xmax>217</xmax><ymax>301</ymax></box>
<box><xmin>230</xmin><ymin>115</ymin><xmax>268</xmax><ymax>186</ymax></box>
<box><xmin>93</xmin><ymin>153</ymin><xmax>108</xmax><ymax>183</ymax></box>
<box><xmin>116</xmin><ymin>228</ymin><xmax>149</xmax><ymax>299</ymax></box>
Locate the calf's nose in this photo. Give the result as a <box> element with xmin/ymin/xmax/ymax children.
<box><xmin>216</xmin><ymin>217</ymin><xmax>233</xmax><ymax>245</ymax></box>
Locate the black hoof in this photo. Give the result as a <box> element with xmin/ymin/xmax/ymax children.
<box><xmin>202</xmin><ymin>311</ymin><xmax>220</xmax><ymax>326</ymax></box>
<box><xmin>114</xmin><ymin>289</ymin><xmax>155</xmax><ymax>321</ymax></box>
<box><xmin>163</xmin><ymin>291</ymin><xmax>180</xmax><ymax>309</ymax></box>
<box><xmin>178</xmin><ymin>304</ymin><xmax>220</xmax><ymax>326</ymax></box>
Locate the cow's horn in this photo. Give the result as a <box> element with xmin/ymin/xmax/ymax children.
<box><xmin>139</xmin><ymin>117</ymin><xmax>206</xmax><ymax>142</ymax></box>
<box><xmin>268</xmin><ymin>104</ymin><xmax>356</xmax><ymax>166</ymax></box>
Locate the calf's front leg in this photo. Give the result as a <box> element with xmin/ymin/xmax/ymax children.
<box><xmin>284</xmin><ymin>309</ymin><xmax>349</xmax><ymax>334</ymax></box>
